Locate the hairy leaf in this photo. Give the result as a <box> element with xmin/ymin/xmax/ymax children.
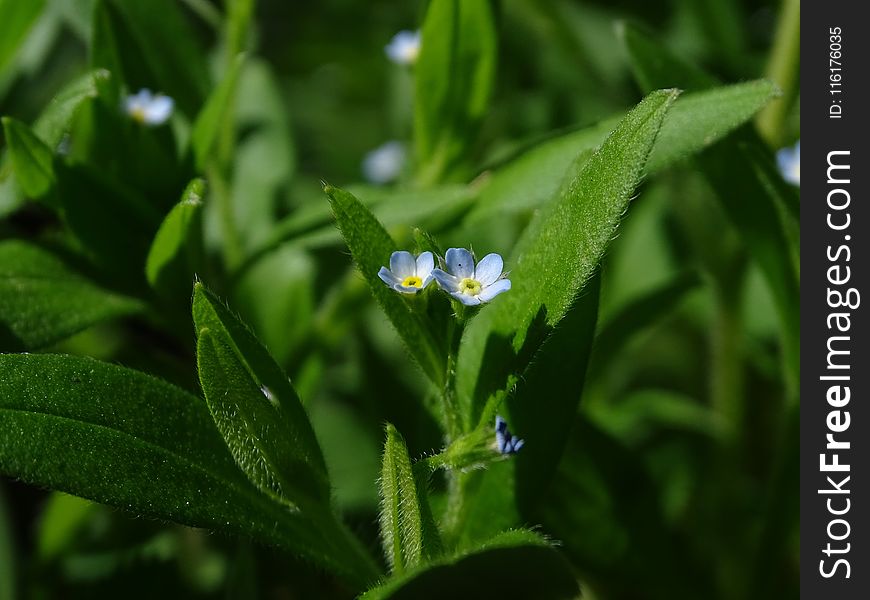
<box><xmin>455</xmin><ymin>89</ymin><xmax>679</xmax><ymax>431</ymax></box>
<box><xmin>378</xmin><ymin>424</ymin><xmax>441</xmax><ymax>573</ymax></box>
<box><xmin>0</xmin><ymin>354</ymin><xmax>378</xmax><ymax>588</ymax></box>
<box><xmin>466</xmin><ymin>80</ymin><xmax>777</xmax><ymax>225</ymax></box>
<box><xmin>193</xmin><ymin>283</ymin><xmax>329</xmax><ymax>507</ymax></box>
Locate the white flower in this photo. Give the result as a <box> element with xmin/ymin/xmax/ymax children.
<box><xmin>432</xmin><ymin>248</ymin><xmax>511</xmax><ymax>306</ymax></box>
<box><xmin>362</xmin><ymin>141</ymin><xmax>406</xmax><ymax>184</ymax></box>
<box><xmin>776</xmin><ymin>140</ymin><xmax>800</xmax><ymax>186</ymax></box>
<box><xmin>124</xmin><ymin>89</ymin><xmax>174</xmax><ymax>126</ymax></box>
<box><xmin>378</xmin><ymin>251</ymin><xmax>435</xmax><ymax>294</ymax></box>
<box><xmin>385</xmin><ymin>30</ymin><xmax>421</xmax><ymax>65</ymax></box>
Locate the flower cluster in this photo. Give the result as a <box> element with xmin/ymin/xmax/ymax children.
<box><xmin>378</xmin><ymin>247</ymin><xmax>511</xmax><ymax>305</ymax></box>
<box><xmin>495</xmin><ymin>415</ymin><xmax>524</xmax><ymax>455</ymax></box>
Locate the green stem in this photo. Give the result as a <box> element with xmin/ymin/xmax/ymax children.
<box><xmin>756</xmin><ymin>0</ymin><xmax>800</xmax><ymax>146</ymax></box>
<box><xmin>207</xmin><ymin>165</ymin><xmax>243</xmax><ymax>271</ymax></box>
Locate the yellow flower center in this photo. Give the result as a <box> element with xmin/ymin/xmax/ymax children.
<box><xmin>401</xmin><ymin>275</ymin><xmax>423</xmax><ymax>288</ymax></box>
<box><xmin>459</xmin><ymin>278</ymin><xmax>481</xmax><ymax>296</ymax></box>
<box><xmin>130</xmin><ymin>107</ymin><xmax>147</xmax><ymax>123</ymax></box>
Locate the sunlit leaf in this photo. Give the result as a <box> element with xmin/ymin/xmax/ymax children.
<box><xmin>455</xmin><ymin>89</ymin><xmax>679</xmax><ymax>432</ymax></box>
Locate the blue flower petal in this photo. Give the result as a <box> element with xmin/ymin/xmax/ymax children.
<box><xmin>478</xmin><ymin>278</ymin><xmax>511</xmax><ymax>302</ymax></box>
<box><xmin>451</xmin><ymin>291</ymin><xmax>481</xmax><ymax>306</ymax></box>
<box><xmin>432</xmin><ymin>268</ymin><xmax>460</xmax><ymax>292</ymax></box>
<box><xmin>378</xmin><ymin>266</ymin><xmax>401</xmax><ymax>287</ymax></box>
<box><xmin>143</xmin><ymin>95</ymin><xmax>174</xmax><ymax>125</ymax></box>
<box><xmin>390</xmin><ymin>251</ymin><xmax>416</xmax><ymax>278</ymax></box>
<box><xmin>416</xmin><ymin>251</ymin><xmax>434</xmax><ymax>279</ymax></box>
<box><xmin>474</xmin><ymin>253</ymin><xmax>503</xmax><ymax>286</ymax></box>
<box><xmin>445</xmin><ymin>248</ymin><xmax>474</xmax><ymax>279</ymax></box>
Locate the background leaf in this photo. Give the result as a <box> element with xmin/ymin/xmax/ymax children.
<box><xmin>192</xmin><ymin>55</ymin><xmax>244</xmax><ymax>170</ymax></box>
<box><xmin>415</xmin><ymin>0</ymin><xmax>497</xmax><ymax>184</ymax></box>
<box><xmin>0</xmin><ymin>240</ymin><xmax>143</xmax><ymax>350</ymax></box>
<box><xmin>1</xmin><ymin>117</ymin><xmax>56</xmax><ymax>202</ymax></box>
<box><xmin>0</xmin><ymin>0</ymin><xmax>46</xmax><ymax>74</ymax></box>
<box><xmin>145</xmin><ymin>178</ymin><xmax>204</xmax><ymax>294</ymax></box>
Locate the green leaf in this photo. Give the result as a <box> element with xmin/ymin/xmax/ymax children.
<box><xmin>33</xmin><ymin>69</ymin><xmax>110</xmax><ymax>148</ymax></box>
<box><xmin>466</xmin><ymin>78</ymin><xmax>777</xmax><ymax>226</ymax></box>
<box><xmin>145</xmin><ymin>178</ymin><xmax>204</xmax><ymax>291</ymax></box>
<box><xmin>455</xmin><ymin>89</ymin><xmax>679</xmax><ymax>432</ymax></box>
<box><xmin>191</xmin><ymin>54</ymin><xmax>244</xmax><ymax>170</ymax></box>
<box><xmin>325</xmin><ymin>185</ymin><xmax>446</xmax><ymax>385</ymax></box>
<box><xmin>448</xmin><ymin>276</ymin><xmax>601</xmax><ymax>548</ymax></box>
<box><xmin>0</xmin><ymin>240</ymin><xmax>144</xmax><ymax>350</ymax></box>
<box><xmin>361</xmin><ymin>530</ymin><xmax>579</xmax><ymax>600</ymax></box>
<box><xmin>415</xmin><ymin>0</ymin><xmax>497</xmax><ymax>184</ymax></box>
<box><xmin>646</xmin><ymin>79</ymin><xmax>780</xmax><ymax>171</ymax></box>
<box><xmin>1</xmin><ymin>117</ymin><xmax>55</xmax><ymax>202</ymax></box>
<box><xmin>192</xmin><ymin>283</ymin><xmax>329</xmax><ymax>507</ymax></box>
<box><xmin>379</xmin><ymin>424</ymin><xmax>441</xmax><ymax>574</ymax></box>
<box><xmin>0</xmin><ymin>0</ymin><xmax>46</xmax><ymax>74</ymax></box>
<box><xmin>0</xmin><ymin>353</ymin><xmax>378</xmax><ymax>588</ymax></box>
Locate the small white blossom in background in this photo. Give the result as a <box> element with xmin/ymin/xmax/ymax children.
<box><xmin>378</xmin><ymin>251</ymin><xmax>435</xmax><ymax>294</ymax></box>
<box><xmin>362</xmin><ymin>141</ymin><xmax>406</xmax><ymax>184</ymax></box>
<box><xmin>385</xmin><ymin>30</ymin><xmax>421</xmax><ymax>66</ymax></box>
<box><xmin>124</xmin><ymin>89</ymin><xmax>174</xmax><ymax>126</ymax></box>
<box><xmin>495</xmin><ymin>415</ymin><xmax>524</xmax><ymax>455</ymax></box>
<box><xmin>432</xmin><ymin>248</ymin><xmax>511</xmax><ymax>306</ymax></box>
<box><xmin>776</xmin><ymin>140</ymin><xmax>800</xmax><ymax>186</ymax></box>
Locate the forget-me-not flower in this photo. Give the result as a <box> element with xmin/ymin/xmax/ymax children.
<box><xmin>362</xmin><ymin>141</ymin><xmax>406</xmax><ymax>184</ymax></box>
<box><xmin>495</xmin><ymin>415</ymin><xmax>524</xmax><ymax>455</ymax></box>
<box><xmin>776</xmin><ymin>140</ymin><xmax>800</xmax><ymax>186</ymax></box>
<box><xmin>385</xmin><ymin>30</ymin><xmax>421</xmax><ymax>65</ymax></box>
<box><xmin>124</xmin><ymin>89</ymin><xmax>174</xmax><ymax>126</ymax></box>
<box><xmin>432</xmin><ymin>248</ymin><xmax>511</xmax><ymax>306</ymax></box>
<box><xmin>378</xmin><ymin>251</ymin><xmax>435</xmax><ymax>294</ymax></box>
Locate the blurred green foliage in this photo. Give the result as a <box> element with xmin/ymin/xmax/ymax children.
<box><xmin>0</xmin><ymin>0</ymin><xmax>798</xmax><ymax>598</ymax></box>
